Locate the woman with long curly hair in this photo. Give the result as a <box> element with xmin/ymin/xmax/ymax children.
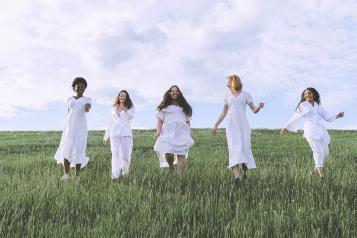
<box><xmin>280</xmin><ymin>87</ymin><xmax>344</xmax><ymax>177</ymax></box>
<box><xmin>154</xmin><ymin>85</ymin><xmax>194</xmax><ymax>175</ymax></box>
<box><xmin>103</xmin><ymin>90</ymin><xmax>135</xmax><ymax>180</ymax></box>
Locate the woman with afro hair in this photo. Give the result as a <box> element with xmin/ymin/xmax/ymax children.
<box><xmin>54</xmin><ymin>77</ymin><xmax>92</xmax><ymax>182</ymax></box>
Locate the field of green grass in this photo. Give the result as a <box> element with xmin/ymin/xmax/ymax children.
<box><xmin>0</xmin><ymin>129</ymin><xmax>356</xmax><ymax>237</ymax></box>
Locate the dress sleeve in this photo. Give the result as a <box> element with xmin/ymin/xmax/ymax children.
<box><xmin>126</xmin><ymin>107</ymin><xmax>135</xmax><ymax>120</ymax></box>
<box><xmin>103</xmin><ymin>116</ymin><xmax>113</xmax><ymax>141</ymax></box>
<box><xmin>86</xmin><ymin>97</ymin><xmax>92</xmax><ymax>106</ymax></box>
<box><xmin>157</xmin><ymin>111</ymin><xmax>164</xmax><ymax>121</ymax></box>
<box><xmin>319</xmin><ymin>105</ymin><xmax>336</xmax><ymax>122</ymax></box>
<box><xmin>66</xmin><ymin>97</ymin><xmax>72</xmax><ymax>113</ymax></box>
<box><xmin>284</xmin><ymin>103</ymin><xmax>309</xmax><ymax>132</ymax></box>
<box><xmin>246</xmin><ymin>92</ymin><xmax>253</xmax><ymax>105</ymax></box>
<box><xmin>224</xmin><ymin>95</ymin><xmax>229</xmax><ymax>106</ymax></box>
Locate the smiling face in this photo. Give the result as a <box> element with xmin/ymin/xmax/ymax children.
<box><xmin>226</xmin><ymin>79</ymin><xmax>231</xmax><ymax>89</ymax></box>
<box><xmin>74</xmin><ymin>82</ymin><xmax>86</xmax><ymax>96</ymax></box>
<box><xmin>118</xmin><ymin>91</ymin><xmax>127</xmax><ymax>104</ymax></box>
<box><xmin>169</xmin><ymin>86</ymin><xmax>179</xmax><ymax>100</ymax></box>
<box><xmin>304</xmin><ymin>89</ymin><xmax>314</xmax><ymax>102</ymax></box>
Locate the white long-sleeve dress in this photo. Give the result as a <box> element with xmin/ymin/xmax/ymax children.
<box><xmin>284</xmin><ymin>101</ymin><xmax>337</xmax><ymax>167</ymax></box>
<box><xmin>225</xmin><ymin>91</ymin><xmax>257</xmax><ymax>169</ymax></box>
<box><xmin>154</xmin><ymin>105</ymin><xmax>194</xmax><ymax>168</ymax></box>
<box><xmin>54</xmin><ymin>96</ymin><xmax>92</xmax><ymax>168</ymax></box>
<box><xmin>103</xmin><ymin>107</ymin><xmax>135</xmax><ymax>178</ymax></box>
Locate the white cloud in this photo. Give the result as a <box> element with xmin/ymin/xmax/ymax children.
<box><xmin>0</xmin><ymin>0</ymin><xmax>356</xmax><ymax>119</ymax></box>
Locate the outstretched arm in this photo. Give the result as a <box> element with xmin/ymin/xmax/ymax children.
<box><xmin>248</xmin><ymin>102</ymin><xmax>264</xmax><ymax>113</ymax></box>
<box><xmin>103</xmin><ymin>117</ymin><xmax>113</xmax><ymax>144</ymax></box>
<box><xmin>280</xmin><ymin>103</ymin><xmax>309</xmax><ymax>136</ymax></box>
<box><xmin>211</xmin><ymin>105</ymin><xmax>228</xmax><ymax>136</ymax></box>
<box><xmin>320</xmin><ymin>106</ymin><xmax>344</xmax><ymax>122</ymax></box>
<box><xmin>155</xmin><ymin>119</ymin><xmax>164</xmax><ymax>140</ymax></box>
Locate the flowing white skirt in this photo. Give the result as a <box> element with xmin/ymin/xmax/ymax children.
<box><xmin>154</xmin><ymin>121</ymin><xmax>194</xmax><ymax>168</ymax></box>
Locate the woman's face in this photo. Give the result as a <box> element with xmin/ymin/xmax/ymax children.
<box><xmin>226</xmin><ymin>79</ymin><xmax>231</xmax><ymax>89</ymax></box>
<box><xmin>169</xmin><ymin>87</ymin><xmax>179</xmax><ymax>100</ymax></box>
<box><xmin>304</xmin><ymin>90</ymin><xmax>314</xmax><ymax>102</ymax></box>
<box><xmin>74</xmin><ymin>83</ymin><xmax>86</xmax><ymax>95</ymax></box>
<box><xmin>119</xmin><ymin>92</ymin><xmax>127</xmax><ymax>104</ymax></box>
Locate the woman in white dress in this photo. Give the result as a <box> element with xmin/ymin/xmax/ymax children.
<box><xmin>154</xmin><ymin>85</ymin><xmax>194</xmax><ymax>175</ymax></box>
<box><xmin>212</xmin><ymin>74</ymin><xmax>264</xmax><ymax>182</ymax></box>
<box><xmin>103</xmin><ymin>90</ymin><xmax>135</xmax><ymax>180</ymax></box>
<box><xmin>54</xmin><ymin>77</ymin><xmax>92</xmax><ymax>182</ymax></box>
<box><xmin>280</xmin><ymin>87</ymin><xmax>344</xmax><ymax>177</ymax></box>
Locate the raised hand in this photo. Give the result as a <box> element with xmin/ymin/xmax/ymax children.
<box><xmin>84</xmin><ymin>103</ymin><xmax>91</xmax><ymax>112</ymax></box>
<box><xmin>119</xmin><ymin>105</ymin><xmax>128</xmax><ymax>112</ymax></box>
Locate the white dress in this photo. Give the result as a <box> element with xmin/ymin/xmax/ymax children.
<box><xmin>154</xmin><ymin>105</ymin><xmax>194</xmax><ymax>168</ymax></box>
<box><xmin>54</xmin><ymin>96</ymin><xmax>92</xmax><ymax>168</ymax></box>
<box><xmin>225</xmin><ymin>91</ymin><xmax>257</xmax><ymax>169</ymax></box>
<box><xmin>103</xmin><ymin>107</ymin><xmax>134</xmax><ymax>178</ymax></box>
<box><xmin>284</xmin><ymin>101</ymin><xmax>337</xmax><ymax>167</ymax></box>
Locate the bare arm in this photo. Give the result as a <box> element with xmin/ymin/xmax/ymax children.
<box><xmin>248</xmin><ymin>102</ymin><xmax>264</xmax><ymax>113</ymax></box>
<box><xmin>155</xmin><ymin>119</ymin><xmax>164</xmax><ymax>140</ymax></box>
<box><xmin>211</xmin><ymin>105</ymin><xmax>228</xmax><ymax>136</ymax></box>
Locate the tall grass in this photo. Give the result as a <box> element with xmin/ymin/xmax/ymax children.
<box><xmin>0</xmin><ymin>129</ymin><xmax>356</xmax><ymax>237</ymax></box>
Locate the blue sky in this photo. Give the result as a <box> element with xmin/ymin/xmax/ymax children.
<box><xmin>0</xmin><ymin>0</ymin><xmax>356</xmax><ymax>131</ymax></box>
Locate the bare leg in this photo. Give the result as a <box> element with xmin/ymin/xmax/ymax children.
<box><xmin>165</xmin><ymin>153</ymin><xmax>175</xmax><ymax>170</ymax></box>
<box><xmin>59</xmin><ymin>159</ymin><xmax>71</xmax><ymax>182</ymax></box>
<box><xmin>241</xmin><ymin>163</ymin><xmax>248</xmax><ymax>179</ymax></box>
<box><xmin>64</xmin><ymin>159</ymin><xmax>70</xmax><ymax>174</ymax></box>
<box><xmin>177</xmin><ymin>155</ymin><xmax>186</xmax><ymax>176</ymax></box>
<box><xmin>232</xmin><ymin>164</ymin><xmax>241</xmax><ymax>180</ymax></box>
<box><xmin>75</xmin><ymin>164</ymin><xmax>81</xmax><ymax>176</ymax></box>
<box><xmin>315</xmin><ymin>167</ymin><xmax>324</xmax><ymax>177</ymax></box>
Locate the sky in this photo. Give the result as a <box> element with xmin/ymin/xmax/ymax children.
<box><xmin>0</xmin><ymin>0</ymin><xmax>356</xmax><ymax>131</ymax></box>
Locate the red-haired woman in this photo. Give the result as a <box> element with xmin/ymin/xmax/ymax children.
<box><xmin>212</xmin><ymin>74</ymin><xmax>264</xmax><ymax>182</ymax></box>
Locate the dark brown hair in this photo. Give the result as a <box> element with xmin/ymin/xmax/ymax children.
<box><xmin>157</xmin><ymin>85</ymin><xmax>192</xmax><ymax>117</ymax></box>
<box><xmin>72</xmin><ymin>77</ymin><xmax>87</xmax><ymax>89</ymax></box>
<box><xmin>296</xmin><ymin>87</ymin><xmax>320</xmax><ymax>110</ymax></box>
<box><xmin>113</xmin><ymin>90</ymin><xmax>133</xmax><ymax>109</ymax></box>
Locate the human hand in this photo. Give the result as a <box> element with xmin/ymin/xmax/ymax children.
<box><xmin>84</xmin><ymin>103</ymin><xmax>91</xmax><ymax>112</ymax></box>
<box><xmin>280</xmin><ymin>128</ymin><xmax>288</xmax><ymax>136</ymax></box>
<box><xmin>211</xmin><ymin>127</ymin><xmax>217</xmax><ymax>136</ymax></box>
<box><xmin>154</xmin><ymin>131</ymin><xmax>160</xmax><ymax>140</ymax></box>
<box><xmin>103</xmin><ymin>139</ymin><xmax>109</xmax><ymax>145</ymax></box>
<box><xmin>337</xmin><ymin>112</ymin><xmax>344</xmax><ymax>118</ymax></box>
<box><xmin>119</xmin><ymin>105</ymin><xmax>128</xmax><ymax>112</ymax></box>
<box><xmin>259</xmin><ymin>102</ymin><xmax>264</xmax><ymax>109</ymax></box>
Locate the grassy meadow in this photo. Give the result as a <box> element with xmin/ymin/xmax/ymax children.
<box><xmin>0</xmin><ymin>129</ymin><xmax>356</xmax><ymax>237</ymax></box>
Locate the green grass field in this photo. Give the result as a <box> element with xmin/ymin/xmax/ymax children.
<box><xmin>0</xmin><ymin>129</ymin><xmax>356</xmax><ymax>237</ymax></box>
